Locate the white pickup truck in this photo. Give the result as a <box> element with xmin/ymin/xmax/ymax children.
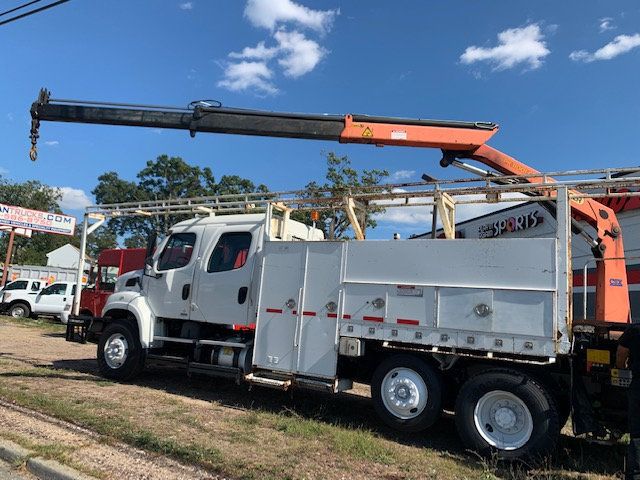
<box><xmin>1</xmin><ymin>280</ymin><xmax>77</xmax><ymax>318</ymax></box>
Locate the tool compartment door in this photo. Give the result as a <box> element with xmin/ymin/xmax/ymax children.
<box><xmin>296</xmin><ymin>242</ymin><xmax>343</xmax><ymax>378</ymax></box>
<box><xmin>253</xmin><ymin>243</ymin><xmax>305</xmax><ymax>373</ymax></box>
<box><xmin>254</xmin><ymin>242</ymin><xmax>343</xmax><ymax>377</ymax></box>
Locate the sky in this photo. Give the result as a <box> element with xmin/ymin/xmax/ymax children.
<box><xmin>1</xmin><ymin>0</ymin><xmax>639</xmax><ymax>240</ymax></box>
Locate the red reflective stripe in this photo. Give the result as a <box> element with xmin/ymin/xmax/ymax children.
<box><xmin>266</xmin><ymin>308</ymin><xmax>282</xmax><ymax>314</ymax></box>
<box><xmin>327</xmin><ymin>313</ymin><xmax>338</xmax><ymax>318</ymax></box>
<box><xmin>302</xmin><ymin>311</ymin><xmax>316</xmax><ymax>316</ymax></box>
<box><xmin>397</xmin><ymin>318</ymin><xmax>419</xmax><ymax>326</ymax></box>
<box><xmin>363</xmin><ymin>316</ymin><xmax>384</xmax><ymax>323</ymax></box>
<box><xmin>342</xmin><ymin>314</ymin><xmax>351</xmax><ymax>320</ymax></box>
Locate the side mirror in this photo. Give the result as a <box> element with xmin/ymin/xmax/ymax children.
<box><xmin>144</xmin><ymin>231</ymin><xmax>157</xmax><ymax>271</ymax></box>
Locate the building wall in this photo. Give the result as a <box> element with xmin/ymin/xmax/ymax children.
<box><xmin>46</xmin><ymin>244</ymin><xmax>90</xmax><ymax>270</ymax></box>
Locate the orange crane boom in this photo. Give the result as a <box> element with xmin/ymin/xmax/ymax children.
<box><xmin>29</xmin><ymin>89</ymin><xmax>631</xmax><ymax>323</ymax></box>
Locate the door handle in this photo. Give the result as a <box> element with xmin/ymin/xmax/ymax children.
<box><xmin>182</xmin><ymin>284</ymin><xmax>190</xmax><ymax>300</ymax></box>
<box><xmin>63</xmin><ymin>297</ymin><xmax>67</xmax><ymax>302</ymax></box>
<box><xmin>237</xmin><ymin>286</ymin><xmax>248</xmax><ymax>304</ymax></box>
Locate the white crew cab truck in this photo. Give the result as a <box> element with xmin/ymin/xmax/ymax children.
<box><xmin>3</xmin><ymin>280</ymin><xmax>77</xmax><ymax>318</ymax></box>
<box><xmin>65</xmin><ymin>196</ymin><xmax>626</xmax><ymax>459</ymax></box>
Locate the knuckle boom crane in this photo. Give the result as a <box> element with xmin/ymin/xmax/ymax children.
<box><xmin>29</xmin><ymin>88</ymin><xmax>630</xmax><ymax>325</ymax></box>
<box><xmin>27</xmin><ymin>88</ymin><xmax>637</xmax><ymax>456</ymax></box>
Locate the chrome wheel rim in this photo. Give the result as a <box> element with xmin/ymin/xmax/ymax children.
<box><xmin>11</xmin><ymin>306</ymin><xmax>25</xmax><ymax>317</ymax></box>
<box><xmin>381</xmin><ymin>367</ymin><xmax>428</xmax><ymax>419</ymax></box>
<box><xmin>104</xmin><ymin>333</ymin><xmax>129</xmax><ymax>369</ymax></box>
<box><xmin>473</xmin><ymin>390</ymin><xmax>533</xmax><ymax>451</ymax></box>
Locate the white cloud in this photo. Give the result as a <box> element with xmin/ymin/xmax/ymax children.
<box><xmin>372</xmin><ymin>189</ymin><xmax>431</xmax><ymax>226</ymax></box>
<box><xmin>217</xmin><ymin>61</ymin><xmax>278</xmax><ymax>95</ymax></box>
<box><xmin>179</xmin><ymin>2</ymin><xmax>193</xmax><ymax>10</ymax></box>
<box><xmin>460</xmin><ymin>23</ymin><xmax>550</xmax><ymax>71</ymax></box>
<box><xmin>244</xmin><ymin>0</ymin><xmax>338</xmax><ymax>34</ymax></box>
<box><xmin>0</xmin><ymin>167</ymin><xmax>9</xmax><ymax>176</ymax></box>
<box><xmin>220</xmin><ymin>1</ymin><xmax>337</xmax><ymax>94</ymax></box>
<box><xmin>57</xmin><ymin>187</ymin><xmax>93</xmax><ymax>211</ymax></box>
<box><xmin>599</xmin><ymin>17</ymin><xmax>616</xmax><ymax>33</ymax></box>
<box><xmin>390</xmin><ymin>170</ymin><xmax>415</xmax><ymax>182</ymax></box>
<box><xmin>274</xmin><ymin>30</ymin><xmax>325</xmax><ymax>77</ymax></box>
<box><xmin>372</xmin><ymin>190</ymin><xmax>524</xmax><ymax>227</ymax></box>
<box><xmin>6</xmin><ymin>113</ymin><xmax>13</xmax><ymax>122</ymax></box>
<box><xmin>44</xmin><ymin>140</ymin><xmax>59</xmax><ymax>146</ymax></box>
<box><xmin>229</xmin><ymin>41</ymin><xmax>279</xmax><ymax>61</ymax></box>
<box><xmin>570</xmin><ymin>33</ymin><xmax>640</xmax><ymax>62</ymax></box>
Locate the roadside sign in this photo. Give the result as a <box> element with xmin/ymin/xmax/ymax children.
<box><xmin>0</xmin><ymin>203</ymin><xmax>76</xmax><ymax>236</ymax></box>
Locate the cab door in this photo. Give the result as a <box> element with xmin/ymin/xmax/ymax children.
<box><xmin>191</xmin><ymin>225</ymin><xmax>259</xmax><ymax>325</ymax></box>
<box><xmin>145</xmin><ymin>229</ymin><xmax>200</xmax><ymax>320</ymax></box>
<box><xmin>35</xmin><ymin>283</ymin><xmax>70</xmax><ymax>313</ymax></box>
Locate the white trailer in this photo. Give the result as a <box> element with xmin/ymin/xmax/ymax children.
<box><xmin>66</xmin><ymin>187</ymin><xmax>591</xmax><ymax>459</ymax></box>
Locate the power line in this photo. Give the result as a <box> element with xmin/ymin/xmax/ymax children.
<box><xmin>0</xmin><ymin>0</ymin><xmax>41</xmax><ymax>18</ymax></box>
<box><xmin>0</xmin><ymin>0</ymin><xmax>70</xmax><ymax>27</ymax></box>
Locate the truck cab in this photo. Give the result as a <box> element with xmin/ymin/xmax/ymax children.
<box><xmin>78</xmin><ymin>248</ymin><xmax>146</xmax><ymax>318</ymax></box>
<box><xmin>3</xmin><ymin>280</ymin><xmax>76</xmax><ymax>319</ymax></box>
<box><xmin>0</xmin><ymin>278</ymin><xmax>44</xmax><ymax>317</ymax></box>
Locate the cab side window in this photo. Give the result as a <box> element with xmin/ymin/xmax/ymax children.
<box><xmin>208</xmin><ymin>233</ymin><xmax>252</xmax><ymax>273</ymax></box>
<box><xmin>5</xmin><ymin>280</ymin><xmax>27</xmax><ymax>291</ymax></box>
<box><xmin>157</xmin><ymin>233</ymin><xmax>196</xmax><ymax>271</ymax></box>
<box><xmin>31</xmin><ymin>281</ymin><xmax>41</xmax><ymax>291</ymax></box>
<box><xmin>43</xmin><ymin>283</ymin><xmax>66</xmax><ymax>295</ymax></box>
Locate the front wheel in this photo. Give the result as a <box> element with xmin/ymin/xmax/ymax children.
<box><xmin>9</xmin><ymin>302</ymin><xmax>30</xmax><ymax>318</ymax></box>
<box><xmin>97</xmin><ymin>321</ymin><xmax>145</xmax><ymax>381</ymax></box>
<box><xmin>455</xmin><ymin>369</ymin><xmax>560</xmax><ymax>459</ymax></box>
<box><xmin>371</xmin><ymin>354</ymin><xmax>442</xmax><ymax>432</ymax></box>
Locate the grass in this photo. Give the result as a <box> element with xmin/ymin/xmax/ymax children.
<box><xmin>0</xmin><ymin>314</ymin><xmax>65</xmax><ymax>332</ymax></box>
<box><xmin>0</xmin><ymin>430</ymin><xmax>107</xmax><ymax>479</ymax></box>
<box><xmin>0</xmin><ymin>383</ymin><xmax>225</xmax><ymax>472</ymax></box>
<box><xmin>0</xmin><ymin>316</ymin><xmax>625</xmax><ymax>480</ymax></box>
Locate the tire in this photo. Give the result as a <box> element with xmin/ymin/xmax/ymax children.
<box><xmin>97</xmin><ymin>321</ymin><xmax>145</xmax><ymax>381</ymax></box>
<box><xmin>9</xmin><ymin>302</ymin><xmax>30</xmax><ymax>318</ymax></box>
<box><xmin>455</xmin><ymin>369</ymin><xmax>560</xmax><ymax>459</ymax></box>
<box><xmin>371</xmin><ymin>354</ymin><xmax>442</xmax><ymax>432</ymax></box>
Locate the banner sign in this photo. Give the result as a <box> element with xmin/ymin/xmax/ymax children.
<box><xmin>0</xmin><ymin>204</ymin><xmax>76</xmax><ymax>236</ymax></box>
<box><xmin>0</xmin><ymin>226</ymin><xmax>32</xmax><ymax>238</ymax></box>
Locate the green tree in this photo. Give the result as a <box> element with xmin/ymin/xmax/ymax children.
<box><xmin>85</xmin><ymin>228</ymin><xmax>118</xmax><ymax>259</ymax></box>
<box><xmin>0</xmin><ymin>176</ymin><xmax>78</xmax><ymax>265</ymax></box>
<box><xmin>292</xmin><ymin>152</ymin><xmax>389</xmax><ymax>239</ymax></box>
<box><xmin>93</xmin><ymin>155</ymin><xmax>267</xmax><ymax>245</ymax></box>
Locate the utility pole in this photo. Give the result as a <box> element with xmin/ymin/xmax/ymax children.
<box><xmin>1</xmin><ymin>228</ymin><xmax>16</xmax><ymax>287</ymax></box>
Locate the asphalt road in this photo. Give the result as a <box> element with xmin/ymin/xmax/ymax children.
<box><xmin>0</xmin><ymin>460</ymin><xmax>31</xmax><ymax>480</ymax></box>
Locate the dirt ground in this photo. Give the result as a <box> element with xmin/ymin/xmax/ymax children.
<box><xmin>0</xmin><ymin>317</ymin><xmax>627</xmax><ymax>479</ymax></box>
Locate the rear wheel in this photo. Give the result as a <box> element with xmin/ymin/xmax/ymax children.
<box><xmin>9</xmin><ymin>302</ymin><xmax>30</xmax><ymax>318</ymax></box>
<box><xmin>97</xmin><ymin>321</ymin><xmax>145</xmax><ymax>381</ymax></box>
<box><xmin>455</xmin><ymin>369</ymin><xmax>559</xmax><ymax>459</ymax></box>
<box><xmin>371</xmin><ymin>354</ymin><xmax>442</xmax><ymax>432</ymax></box>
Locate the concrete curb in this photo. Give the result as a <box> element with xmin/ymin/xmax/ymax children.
<box><xmin>0</xmin><ymin>439</ymin><xmax>29</xmax><ymax>465</ymax></box>
<box><xmin>0</xmin><ymin>439</ymin><xmax>95</xmax><ymax>480</ymax></box>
